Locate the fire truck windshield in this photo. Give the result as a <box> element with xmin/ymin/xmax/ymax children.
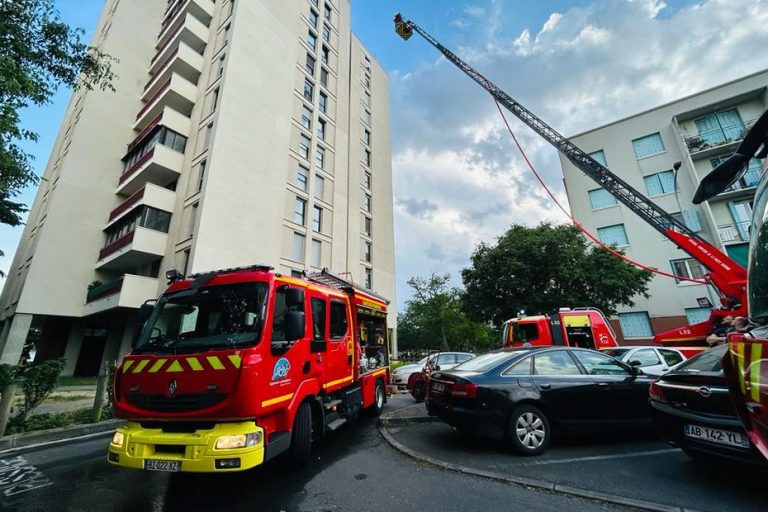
<box><xmin>134</xmin><ymin>282</ymin><xmax>269</xmax><ymax>353</ymax></box>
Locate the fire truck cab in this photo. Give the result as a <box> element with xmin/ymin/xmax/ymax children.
<box><xmin>502</xmin><ymin>308</ymin><xmax>619</xmax><ymax>350</ymax></box>
<box><xmin>108</xmin><ymin>266</ymin><xmax>391</xmax><ymax>473</ymax></box>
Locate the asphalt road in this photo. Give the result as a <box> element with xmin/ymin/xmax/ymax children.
<box><xmin>389</xmin><ymin>416</ymin><xmax>768</xmax><ymax>512</ymax></box>
<box><xmin>0</xmin><ymin>396</ymin><xmax>625</xmax><ymax>512</ymax></box>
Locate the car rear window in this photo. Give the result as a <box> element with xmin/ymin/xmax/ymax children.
<box><xmin>454</xmin><ymin>351</ymin><xmax>515</xmax><ymax>372</ymax></box>
<box><xmin>675</xmin><ymin>345</ymin><xmax>727</xmax><ymax>373</ymax></box>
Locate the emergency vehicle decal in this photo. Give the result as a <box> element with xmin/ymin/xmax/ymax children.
<box><xmin>261</xmin><ymin>393</ymin><xmax>294</xmax><ymax>407</ymax></box>
<box><xmin>272</xmin><ymin>358</ymin><xmax>291</xmax><ymax>381</ymax></box>
<box><xmin>122</xmin><ymin>355</ymin><xmax>240</xmax><ymax>374</ymax></box>
<box><xmin>322</xmin><ymin>375</ymin><xmax>353</xmax><ymax>389</ymax></box>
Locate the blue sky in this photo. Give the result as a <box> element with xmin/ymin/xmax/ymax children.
<box><xmin>5</xmin><ymin>0</ymin><xmax>768</xmax><ymax>309</ymax></box>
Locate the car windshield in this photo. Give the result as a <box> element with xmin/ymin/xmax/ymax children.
<box><xmin>453</xmin><ymin>351</ymin><xmax>518</xmax><ymax>372</ymax></box>
<box><xmin>675</xmin><ymin>345</ymin><xmax>727</xmax><ymax>373</ymax></box>
<box><xmin>134</xmin><ymin>282</ymin><xmax>269</xmax><ymax>353</ymax></box>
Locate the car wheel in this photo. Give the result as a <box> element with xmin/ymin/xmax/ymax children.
<box><xmin>366</xmin><ymin>380</ymin><xmax>386</xmax><ymax>416</ymax></box>
<box><xmin>507</xmin><ymin>405</ymin><xmax>551</xmax><ymax>456</ymax></box>
<box><xmin>412</xmin><ymin>380</ymin><xmax>426</xmax><ymax>403</ymax></box>
<box><xmin>286</xmin><ymin>402</ymin><xmax>312</xmax><ymax>468</ymax></box>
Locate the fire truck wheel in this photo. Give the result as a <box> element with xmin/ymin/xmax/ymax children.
<box><xmin>367</xmin><ymin>380</ymin><xmax>386</xmax><ymax>416</ymax></box>
<box><xmin>412</xmin><ymin>381</ymin><xmax>426</xmax><ymax>403</ymax></box>
<box><xmin>506</xmin><ymin>404</ymin><xmax>551</xmax><ymax>456</ymax></box>
<box><xmin>287</xmin><ymin>402</ymin><xmax>313</xmax><ymax>468</ymax></box>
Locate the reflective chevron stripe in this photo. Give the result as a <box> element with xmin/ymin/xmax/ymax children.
<box><xmin>186</xmin><ymin>357</ymin><xmax>204</xmax><ymax>371</ymax></box>
<box><xmin>207</xmin><ymin>356</ymin><xmax>226</xmax><ymax>370</ymax></box>
<box><xmin>121</xmin><ymin>354</ymin><xmax>241</xmax><ymax>373</ymax></box>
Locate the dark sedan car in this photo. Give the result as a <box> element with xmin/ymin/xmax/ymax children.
<box><xmin>650</xmin><ymin>344</ymin><xmax>766</xmax><ymax>465</ymax></box>
<box><xmin>426</xmin><ymin>347</ymin><xmax>654</xmax><ymax>455</ymax></box>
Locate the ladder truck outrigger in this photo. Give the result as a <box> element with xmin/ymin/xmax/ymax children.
<box><xmin>394</xmin><ymin>13</ymin><xmax>747</xmax><ymax>348</ymax></box>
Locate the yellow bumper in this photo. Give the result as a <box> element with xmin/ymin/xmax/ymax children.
<box><xmin>107</xmin><ymin>421</ymin><xmax>265</xmax><ymax>473</ymax></box>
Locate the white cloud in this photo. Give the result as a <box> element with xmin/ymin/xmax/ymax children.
<box><xmin>390</xmin><ymin>0</ymin><xmax>768</xmax><ymax>307</ymax></box>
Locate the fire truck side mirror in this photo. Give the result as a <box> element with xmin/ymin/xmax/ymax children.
<box><xmin>132</xmin><ymin>301</ymin><xmax>156</xmax><ymax>348</ymax></box>
<box><xmin>285</xmin><ymin>310</ymin><xmax>306</xmax><ymax>342</ymax></box>
<box><xmin>286</xmin><ymin>287</ymin><xmax>305</xmax><ymax>306</ymax></box>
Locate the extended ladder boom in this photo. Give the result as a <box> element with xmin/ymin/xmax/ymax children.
<box><xmin>394</xmin><ymin>14</ymin><xmax>746</xmax><ymax>306</ymax></box>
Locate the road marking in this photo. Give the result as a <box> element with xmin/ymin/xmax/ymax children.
<box><xmin>517</xmin><ymin>448</ymin><xmax>680</xmax><ymax>466</ymax></box>
<box><xmin>0</xmin><ymin>430</ymin><xmax>113</xmax><ymax>456</ymax></box>
<box><xmin>0</xmin><ymin>456</ymin><xmax>53</xmax><ymax>497</ymax></box>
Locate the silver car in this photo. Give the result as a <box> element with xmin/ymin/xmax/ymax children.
<box><xmin>602</xmin><ymin>346</ymin><xmax>687</xmax><ymax>377</ymax></box>
<box><xmin>391</xmin><ymin>352</ymin><xmax>474</xmax><ymax>388</ymax></box>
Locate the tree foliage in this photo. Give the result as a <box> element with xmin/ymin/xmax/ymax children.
<box><xmin>20</xmin><ymin>357</ymin><xmax>65</xmax><ymax>421</ymax></box>
<box><xmin>0</xmin><ymin>0</ymin><xmax>117</xmax><ymax>226</ymax></box>
<box><xmin>398</xmin><ymin>273</ymin><xmax>494</xmax><ymax>353</ymax></box>
<box><xmin>461</xmin><ymin>223</ymin><xmax>653</xmax><ymax>327</ymax></box>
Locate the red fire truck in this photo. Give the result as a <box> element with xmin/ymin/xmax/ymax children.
<box><xmin>107</xmin><ymin>266</ymin><xmax>391</xmax><ymax>473</ymax></box>
<box><xmin>501</xmin><ymin>308</ymin><xmax>619</xmax><ymax>350</ymax></box>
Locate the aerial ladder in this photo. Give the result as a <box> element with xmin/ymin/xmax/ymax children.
<box><xmin>393</xmin><ymin>14</ymin><xmax>747</xmax><ymax>345</ymax></box>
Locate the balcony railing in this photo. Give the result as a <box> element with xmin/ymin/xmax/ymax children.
<box><xmin>685</xmin><ymin>117</ymin><xmax>758</xmax><ymax>153</ymax></box>
<box><xmin>86</xmin><ymin>278</ymin><xmax>124</xmax><ymax>303</ymax></box>
<box><xmin>99</xmin><ymin>231</ymin><xmax>135</xmax><ymax>260</ymax></box>
<box><xmin>109</xmin><ymin>188</ymin><xmax>146</xmax><ymax>221</ymax></box>
<box><xmin>120</xmin><ymin>147</ymin><xmax>155</xmax><ymax>184</ymax></box>
<box><xmin>718</xmin><ymin>221</ymin><xmax>751</xmax><ymax>243</ymax></box>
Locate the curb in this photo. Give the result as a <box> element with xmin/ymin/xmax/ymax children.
<box><xmin>0</xmin><ymin>419</ymin><xmax>124</xmax><ymax>455</ymax></box>
<box><xmin>378</xmin><ymin>421</ymin><xmax>696</xmax><ymax>512</ymax></box>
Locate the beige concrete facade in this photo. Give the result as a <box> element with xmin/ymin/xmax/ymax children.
<box><xmin>559</xmin><ymin>70</ymin><xmax>768</xmax><ymax>343</ymax></box>
<box><xmin>0</xmin><ymin>0</ymin><xmax>396</xmax><ymax>373</ymax></box>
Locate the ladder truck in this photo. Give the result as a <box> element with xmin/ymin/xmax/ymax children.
<box><xmin>394</xmin><ymin>14</ymin><xmax>747</xmax><ymax>347</ymax></box>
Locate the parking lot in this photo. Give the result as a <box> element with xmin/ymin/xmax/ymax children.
<box><xmin>381</xmin><ymin>396</ymin><xmax>767</xmax><ymax>512</ymax></box>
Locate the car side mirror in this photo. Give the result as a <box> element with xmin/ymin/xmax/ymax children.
<box><xmin>434</xmin><ymin>365</ymin><xmax>441</xmax><ymax>371</ymax></box>
<box><xmin>628</xmin><ymin>360</ymin><xmax>642</xmax><ymax>367</ymax></box>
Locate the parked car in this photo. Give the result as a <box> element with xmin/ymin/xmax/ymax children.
<box><xmin>426</xmin><ymin>347</ymin><xmax>654</xmax><ymax>455</ymax></box>
<box><xmin>601</xmin><ymin>346</ymin><xmax>688</xmax><ymax>377</ymax></box>
<box><xmin>391</xmin><ymin>352</ymin><xmax>473</xmax><ymax>391</ymax></box>
<box><xmin>649</xmin><ymin>345</ymin><xmax>766</xmax><ymax>465</ymax></box>
<box><xmin>406</xmin><ymin>352</ymin><xmax>474</xmax><ymax>401</ymax></box>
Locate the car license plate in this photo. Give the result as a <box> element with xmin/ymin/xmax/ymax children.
<box><xmin>684</xmin><ymin>424</ymin><xmax>750</xmax><ymax>449</ymax></box>
<box><xmin>432</xmin><ymin>382</ymin><xmax>445</xmax><ymax>393</ymax></box>
<box><xmin>145</xmin><ymin>459</ymin><xmax>181</xmax><ymax>472</ymax></box>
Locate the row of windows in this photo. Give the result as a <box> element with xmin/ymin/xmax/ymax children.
<box><xmin>293</xmin><ymin>197</ymin><xmax>325</xmax><ymax>232</ymax></box>
<box><xmin>292</xmin><ymin>232</ymin><xmax>323</xmax><ymax>267</ymax></box>
<box><xmin>104</xmin><ymin>206</ymin><xmax>171</xmax><ymax>246</ymax></box>
<box><xmin>617</xmin><ymin>308</ymin><xmax>712</xmax><ymax>339</ymax></box>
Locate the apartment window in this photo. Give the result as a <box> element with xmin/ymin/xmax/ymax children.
<box><xmin>308</xmin><ymin>9</ymin><xmax>318</xmax><ymax>28</ymax></box>
<box><xmin>301</xmin><ymin>105</ymin><xmax>313</xmax><ymax>130</ymax></box>
<box><xmin>315</xmin><ymin>174</ymin><xmax>325</xmax><ymax>201</ymax></box>
<box><xmin>695</xmin><ymin>109</ymin><xmax>744</xmax><ymax>147</ymax></box>
<box><xmin>312</xmin><ymin>205</ymin><xmax>322</xmax><ymax>231</ymax></box>
<box><xmin>222</xmin><ymin>23</ymin><xmax>231</xmax><ymax>47</ymax></box>
<box><xmin>103</xmin><ymin>206</ymin><xmax>172</xmax><ymax>244</ymax></box>
<box><xmin>203</xmin><ymin>121</ymin><xmax>214</xmax><ymax>152</ymax></box>
<box><xmin>323</xmin><ymin>3</ymin><xmax>331</xmax><ymax>21</ymax></box>
<box><xmin>685</xmin><ymin>307</ymin><xmax>712</xmax><ymax>325</ymax></box>
<box><xmin>305</xmin><ymin>53</ymin><xmax>316</xmax><ymax>75</ymax></box>
<box><xmin>299</xmin><ymin>134</ymin><xmax>311</xmax><ymax>159</ymax></box>
<box><xmin>363</xmin><ymin>129</ymin><xmax>371</xmax><ymax>146</ymax></box>
<box><xmin>188</xmin><ymin>202</ymin><xmax>199</xmax><ymax>237</ymax></box>
<box><xmin>318</xmin><ymin>92</ymin><xmax>327</xmax><ymax>113</ymax></box>
<box><xmin>315</xmin><ymin>145</ymin><xmax>325</xmax><ymax>169</ymax></box>
<box><xmin>588</xmin><ymin>188</ymin><xmax>617</xmax><ymax>210</ymax></box>
<box><xmin>211</xmin><ymin>87</ymin><xmax>220</xmax><ymax>113</ymax></box>
<box><xmin>320</xmin><ymin>67</ymin><xmax>329</xmax><ymax>87</ymax></box>
<box><xmin>363</xmin><ymin>109</ymin><xmax>371</xmax><ymax>126</ymax></box>
<box><xmin>364</xmin><ymin>241</ymin><xmax>371</xmax><ymax>262</ymax></box>
<box><xmin>322</xmin><ymin>24</ymin><xmax>330</xmax><ymax>43</ymax></box>
<box><xmin>293</xmin><ymin>232</ymin><xmax>306</xmax><ymax>261</ymax></box>
<box><xmin>364</xmin><ymin>267</ymin><xmax>372</xmax><ymax>289</ymax></box>
<box><xmin>364</xmin><ymin>193</ymin><xmax>372</xmax><ymax>212</ymax></box>
<box><xmin>711</xmin><ymin>154</ymin><xmax>762</xmax><ymax>189</ymax></box>
<box><xmin>294</xmin><ymin>197</ymin><xmax>307</xmax><ymax>225</ymax></box>
<box><xmin>217</xmin><ymin>53</ymin><xmax>226</xmax><ymax>78</ymax></box>
<box><xmin>671</xmin><ymin>209</ymin><xmax>702</xmax><ymax>232</ymax></box>
<box><xmin>297</xmin><ymin>164</ymin><xmax>309</xmax><ymax>191</ymax></box>
<box><xmin>643</xmin><ymin>170</ymin><xmax>675</xmax><ymax>196</ymax></box>
<box><xmin>317</xmin><ymin>118</ymin><xmax>326</xmax><ymax>140</ymax></box>
<box><xmin>197</xmin><ymin>160</ymin><xmax>206</xmax><ymax>192</ymax></box>
<box><xmin>307</xmin><ymin>30</ymin><xmax>317</xmax><ymax>50</ymax></box>
<box><xmin>363</xmin><ymin>170</ymin><xmax>371</xmax><ymax>189</ymax></box>
<box><xmin>589</xmin><ymin>150</ymin><xmax>607</xmax><ymax>166</ymax></box>
<box><xmin>363</xmin><ymin>91</ymin><xmax>371</xmax><ymax>107</ymax></box>
<box><xmin>321</xmin><ymin>45</ymin><xmax>329</xmax><ymax>64</ymax></box>
<box><xmin>618</xmin><ymin>312</ymin><xmax>653</xmax><ymax>338</ymax></box>
<box><xmin>632</xmin><ymin>132</ymin><xmax>665</xmax><ymax>159</ymax></box>
<box><xmin>123</xmin><ymin>127</ymin><xmax>187</xmax><ymax>170</ymax></box>
<box><xmin>364</xmin><ymin>215</ymin><xmax>372</xmax><ymax>236</ymax></box>
<box><xmin>671</xmin><ymin>257</ymin><xmax>706</xmax><ymax>281</ymax></box>
<box><xmin>364</xmin><ymin>149</ymin><xmax>371</xmax><ymax>167</ymax></box>
<box><xmin>311</xmin><ymin>239</ymin><xmax>322</xmax><ymax>267</ymax></box>
<box><xmin>363</xmin><ymin>74</ymin><xmax>371</xmax><ymax>89</ymax></box>
<box><xmin>597</xmin><ymin>224</ymin><xmax>628</xmax><ymax>246</ymax></box>
<box><xmin>303</xmin><ymin>78</ymin><xmax>314</xmax><ymax>101</ymax></box>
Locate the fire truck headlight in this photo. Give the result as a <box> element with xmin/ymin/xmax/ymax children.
<box><xmin>215</xmin><ymin>432</ymin><xmax>262</xmax><ymax>450</ymax></box>
<box><xmin>111</xmin><ymin>432</ymin><xmax>125</xmax><ymax>448</ymax></box>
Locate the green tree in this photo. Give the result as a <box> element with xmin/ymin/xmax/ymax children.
<box><xmin>461</xmin><ymin>223</ymin><xmax>653</xmax><ymax>327</ymax></box>
<box><xmin>398</xmin><ymin>273</ymin><xmax>494</xmax><ymax>353</ymax></box>
<box><xmin>1</xmin><ymin>0</ymin><xmax>116</xmax><ymax>226</ymax></box>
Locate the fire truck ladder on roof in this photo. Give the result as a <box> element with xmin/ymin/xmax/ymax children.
<box><xmin>307</xmin><ymin>269</ymin><xmax>390</xmax><ymax>304</ymax></box>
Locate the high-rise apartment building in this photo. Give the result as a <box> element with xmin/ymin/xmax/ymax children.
<box><xmin>560</xmin><ymin>70</ymin><xmax>767</xmax><ymax>343</ymax></box>
<box><xmin>0</xmin><ymin>0</ymin><xmax>396</xmax><ymax>375</ymax></box>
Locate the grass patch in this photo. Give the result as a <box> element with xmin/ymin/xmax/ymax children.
<box><xmin>45</xmin><ymin>394</ymin><xmax>93</xmax><ymax>403</ymax></box>
<box><xmin>5</xmin><ymin>407</ymin><xmax>114</xmax><ymax>435</ymax></box>
<box><xmin>57</xmin><ymin>376</ymin><xmax>98</xmax><ymax>387</ymax></box>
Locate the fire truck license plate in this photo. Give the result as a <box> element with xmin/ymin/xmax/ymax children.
<box><xmin>145</xmin><ymin>459</ymin><xmax>181</xmax><ymax>472</ymax></box>
<box><xmin>432</xmin><ymin>382</ymin><xmax>445</xmax><ymax>393</ymax></box>
<box><xmin>684</xmin><ymin>424</ymin><xmax>750</xmax><ymax>448</ymax></box>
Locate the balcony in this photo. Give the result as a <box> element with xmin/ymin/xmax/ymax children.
<box><xmin>684</xmin><ymin>117</ymin><xmax>758</xmax><ymax>159</ymax></box>
<box><xmin>96</xmin><ymin>227</ymin><xmax>168</xmax><ymax>271</ymax></box>
<box><xmin>84</xmin><ymin>275</ymin><xmax>160</xmax><ymax>316</ymax></box>
<box><xmin>134</xmin><ymin>73</ymin><xmax>197</xmax><ymax>132</ymax></box>
<box><xmin>718</xmin><ymin>222</ymin><xmax>751</xmax><ymax>244</ymax></box>
<box><xmin>144</xmin><ymin>43</ymin><xmax>203</xmax><ymax>99</ymax></box>
<box><xmin>107</xmin><ymin>183</ymin><xmax>176</xmax><ymax>227</ymax></box>
<box><xmin>116</xmin><ymin>144</ymin><xmax>184</xmax><ymax>196</ymax></box>
<box><xmin>157</xmin><ymin>0</ymin><xmax>214</xmax><ymax>49</ymax></box>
